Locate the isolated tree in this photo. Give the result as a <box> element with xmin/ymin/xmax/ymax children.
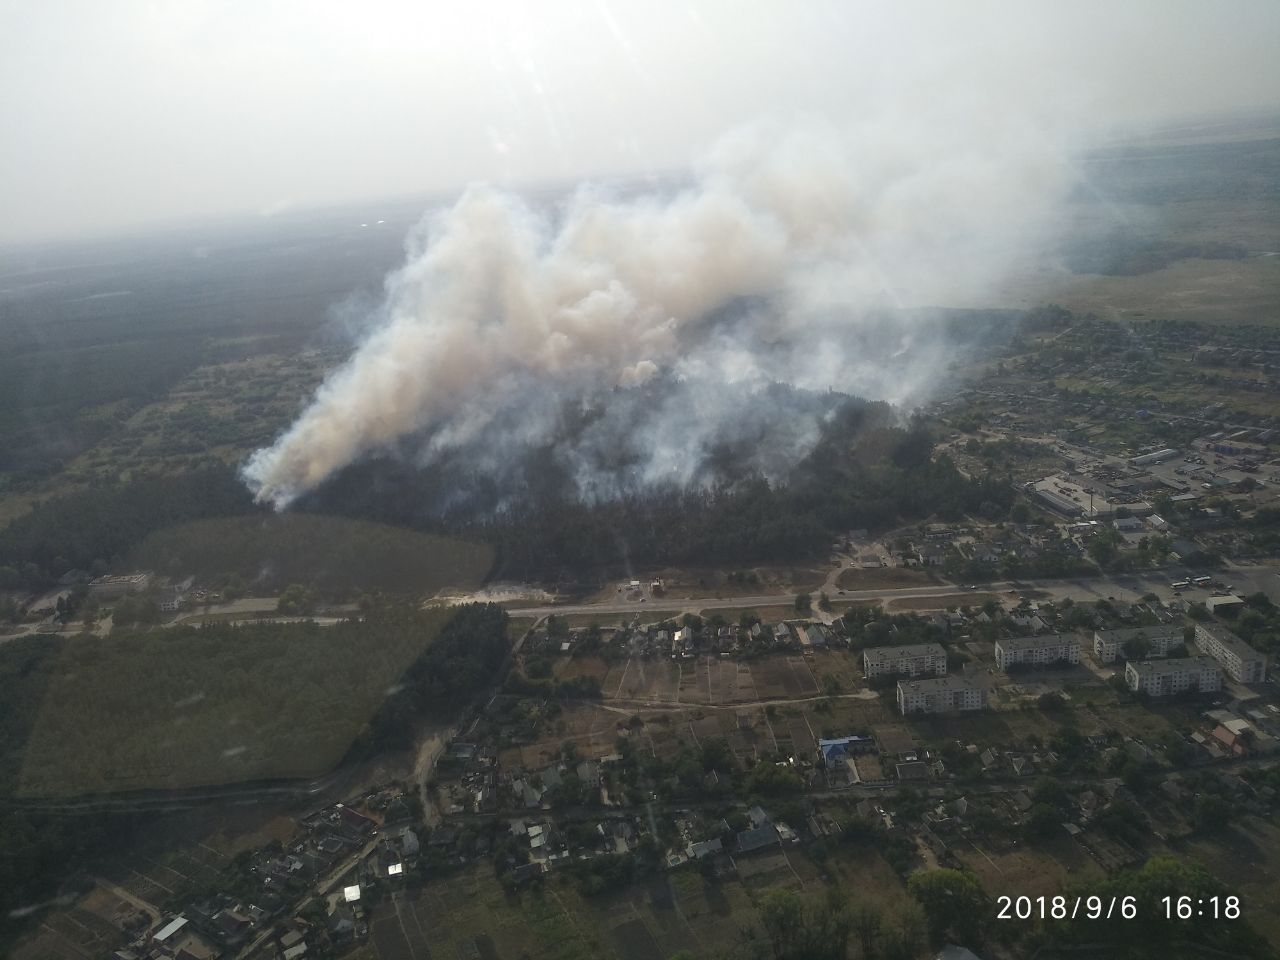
<box><xmin>907</xmin><ymin>868</ymin><xmax>989</xmax><ymax>947</ymax></box>
<box><xmin>699</xmin><ymin>737</ymin><xmax>732</xmax><ymax>773</ymax></box>
<box><xmin>852</xmin><ymin>902</ymin><xmax>883</xmax><ymax>958</ymax></box>
<box><xmin>1087</xmin><ymin>531</ymin><xmax>1120</xmax><ymax>566</ymax></box>
<box><xmin>756</xmin><ymin>889</ymin><xmax>852</xmax><ymax>960</ymax></box>
<box><xmin>1122</xmin><ymin>636</ymin><xmax>1152</xmax><ymax>660</ymax></box>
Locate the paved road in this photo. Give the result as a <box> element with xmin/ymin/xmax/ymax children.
<box><xmin>508</xmin><ymin>565</ymin><xmax>1280</xmax><ymax>619</ymax></box>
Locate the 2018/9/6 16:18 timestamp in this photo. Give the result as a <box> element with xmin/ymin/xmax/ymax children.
<box><xmin>996</xmin><ymin>895</ymin><xmax>1241</xmax><ymax>921</ymax></box>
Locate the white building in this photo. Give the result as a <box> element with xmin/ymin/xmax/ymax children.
<box><xmin>1129</xmin><ymin>448</ymin><xmax>1179</xmax><ymax>466</ymax></box>
<box><xmin>863</xmin><ymin>642</ymin><xmax>947</xmax><ymax>678</ymax></box>
<box><xmin>896</xmin><ymin>676</ymin><xmax>986</xmax><ymax>715</ymax></box>
<box><xmin>1194</xmin><ymin>622</ymin><xmax>1266</xmax><ymax>683</ymax></box>
<box><xmin>88</xmin><ymin>572</ymin><xmax>151</xmax><ymax>599</ymax></box>
<box><xmin>994</xmin><ymin>634</ymin><xmax>1080</xmax><ymax>671</ymax></box>
<box><xmin>1205</xmin><ymin>595</ymin><xmax>1246</xmax><ymax>616</ymax></box>
<box><xmin>1124</xmin><ymin>657</ymin><xmax>1222</xmax><ymax>697</ymax></box>
<box><xmin>1093</xmin><ymin>626</ymin><xmax>1183</xmax><ymax>664</ymax></box>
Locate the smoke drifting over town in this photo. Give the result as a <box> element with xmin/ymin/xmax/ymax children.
<box><xmin>244</xmin><ymin>112</ymin><xmax>1075</xmax><ymax>509</ymax></box>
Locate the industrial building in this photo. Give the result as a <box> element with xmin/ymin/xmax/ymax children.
<box><xmin>88</xmin><ymin>572</ymin><xmax>151</xmax><ymax>599</ymax></box>
<box><xmin>1128</xmin><ymin>448</ymin><xmax>1179</xmax><ymax>466</ymax></box>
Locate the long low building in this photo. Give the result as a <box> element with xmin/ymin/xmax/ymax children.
<box><xmin>1093</xmin><ymin>626</ymin><xmax>1184</xmax><ymax>664</ymax></box>
<box><xmin>863</xmin><ymin>642</ymin><xmax>947</xmax><ymax>678</ymax></box>
<box><xmin>1124</xmin><ymin>657</ymin><xmax>1222</xmax><ymax>697</ymax></box>
<box><xmin>994</xmin><ymin>634</ymin><xmax>1081</xmax><ymax>671</ymax></box>
<box><xmin>896</xmin><ymin>676</ymin><xmax>986</xmax><ymax>715</ymax></box>
<box><xmin>1194</xmin><ymin>622</ymin><xmax>1266</xmax><ymax>684</ymax></box>
<box><xmin>88</xmin><ymin>572</ymin><xmax>151</xmax><ymax>599</ymax></box>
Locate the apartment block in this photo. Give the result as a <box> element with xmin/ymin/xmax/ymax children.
<box><xmin>1194</xmin><ymin>622</ymin><xmax>1266</xmax><ymax>683</ymax></box>
<box><xmin>863</xmin><ymin>642</ymin><xmax>947</xmax><ymax>678</ymax></box>
<box><xmin>1124</xmin><ymin>657</ymin><xmax>1222</xmax><ymax>696</ymax></box>
<box><xmin>1093</xmin><ymin>626</ymin><xmax>1183</xmax><ymax>664</ymax></box>
<box><xmin>896</xmin><ymin>676</ymin><xmax>986</xmax><ymax>715</ymax></box>
<box><xmin>994</xmin><ymin>634</ymin><xmax>1081</xmax><ymax>671</ymax></box>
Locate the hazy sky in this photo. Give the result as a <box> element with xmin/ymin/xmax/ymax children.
<box><xmin>2</xmin><ymin>0</ymin><xmax>1279</xmax><ymax>243</ymax></box>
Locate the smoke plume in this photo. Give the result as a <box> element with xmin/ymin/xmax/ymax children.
<box><xmin>244</xmin><ymin>114</ymin><xmax>1075</xmax><ymax>509</ymax></box>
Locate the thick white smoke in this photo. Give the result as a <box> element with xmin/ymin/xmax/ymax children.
<box><xmin>244</xmin><ymin>114</ymin><xmax>1075</xmax><ymax>509</ymax></box>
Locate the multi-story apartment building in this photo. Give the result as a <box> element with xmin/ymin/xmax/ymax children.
<box><xmin>863</xmin><ymin>642</ymin><xmax>947</xmax><ymax>678</ymax></box>
<box><xmin>896</xmin><ymin>676</ymin><xmax>986</xmax><ymax>715</ymax></box>
<box><xmin>1194</xmin><ymin>622</ymin><xmax>1267</xmax><ymax>683</ymax></box>
<box><xmin>1093</xmin><ymin>626</ymin><xmax>1184</xmax><ymax>664</ymax></box>
<box><xmin>994</xmin><ymin>634</ymin><xmax>1081</xmax><ymax>671</ymax></box>
<box><xmin>1124</xmin><ymin>657</ymin><xmax>1222</xmax><ymax>696</ymax></box>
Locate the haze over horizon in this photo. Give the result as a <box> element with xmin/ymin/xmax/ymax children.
<box><xmin>4</xmin><ymin>0</ymin><xmax>1280</xmax><ymax>245</ymax></box>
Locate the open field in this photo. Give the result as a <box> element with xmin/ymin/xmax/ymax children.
<box><xmin>951</xmin><ymin>833</ymin><xmax>1106</xmax><ymax>898</ymax></box>
<box><xmin>591</xmin><ymin>654</ymin><xmax>824</xmax><ymax>706</ymax></box>
<box><xmin>507</xmin><ymin>616</ymin><xmax>541</xmax><ymax>638</ymax></box>
<box><xmin>362</xmin><ymin>849</ymin><xmax>911</xmax><ymax>960</ymax></box>
<box><xmin>9</xmin><ymin>899</ymin><xmax>127</xmax><ymax>960</ymax></box>
<box><xmin>1184</xmin><ymin>816</ymin><xmax>1280</xmax><ymax>948</ymax></box>
<box><xmin>501</xmin><ymin>658</ymin><xmax>895</xmax><ymax>772</ymax></box>
<box><xmin>10</xmin><ymin>610</ymin><xmax>453</xmax><ymax>796</ymax></box>
<box><xmin>836</xmin><ymin>567</ymin><xmax>939</xmax><ymax>591</ymax></box>
<box><xmin>1002</xmin><ymin>252</ymin><xmax>1280</xmax><ymax>326</ymax></box>
<box><xmin>131</xmin><ymin>514</ymin><xmax>494</xmax><ymax>597</ymax></box>
<box><xmin>902</xmin><ymin>683</ymin><xmax>1192</xmax><ymax>752</ymax></box>
<box><xmin>644</xmin><ymin>565</ymin><xmax>829</xmax><ymax>600</ymax></box>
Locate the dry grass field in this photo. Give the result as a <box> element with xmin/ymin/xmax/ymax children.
<box><xmin>362</xmin><ymin>845</ymin><xmax>921</xmax><ymax>960</ymax></box>
<box><xmin>836</xmin><ymin>567</ymin><xmax>939</xmax><ymax>591</ymax></box>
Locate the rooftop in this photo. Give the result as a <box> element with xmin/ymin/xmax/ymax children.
<box><xmin>864</xmin><ymin>642</ymin><xmax>945</xmax><ymax>663</ymax></box>
<box><xmin>897</xmin><ymin>676</ymin><xmax>982</xmax><ymax>695</ymax></box>
<box><xmin>1127</xmin><ymin>656</ymin><xmax>1219</xmax><ymax>677</ymax></box>
<box><xmin>1095</xmin><ymin>626</ymin><xmax>1182</xmax><ymax>642</ymax></box>
<box><xmin>1197</xmin><ymin>622</ymin><xmax>1264</xmax><ymax>661</ymax></box>
<box><xmin>154</xmin><ymin>917</ymin><xmax>189</xmax><ymax>942</ymax></box>
<box><xmin>997</xmin><ymin>634</ymin><xmax>1076</xmax><ymax>652</ymax></box>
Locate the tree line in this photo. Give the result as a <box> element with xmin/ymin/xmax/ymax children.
<box><xmin>0</xmin><ymin>466</ymin><xmax>255</xmax><ymax>589</ymax></box>
<box><xmin>364</xmin><ymin>602</ymin><xmax>511</xmax><ymax>752</ymax></box>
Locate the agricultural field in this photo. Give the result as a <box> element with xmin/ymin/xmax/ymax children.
<box><xmin>590</xmin><ymin>654</ymin><xmax>823</xmax><ymax>706</ymax></box>
<box><xmin>11</xmin><ymin>608</ymin><xmax>454</xmax><ymax>796</ymax></box>
<box><xmin>9</xmin><ymin>897</ymin><xmax>126</xmax><ymax>960</ymax></box>
<box><xmin>950</xmin><ymin>832</ymin><xmax>1106</xmax><ymax>899</ymax></box>
<box><xmin>361</xmin><ymin>846</ymin><xmax>914</xmax><ymax>960</ymax></box>
<box><xmin>130</xmin><ymin>513</ymin><xmax>494</xmax><ymax>598</ymax></box>
<box><xmin>1185</xmin><ymin>815</ymin><xmax>1280</xmax><ymax>948</ymax></box>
